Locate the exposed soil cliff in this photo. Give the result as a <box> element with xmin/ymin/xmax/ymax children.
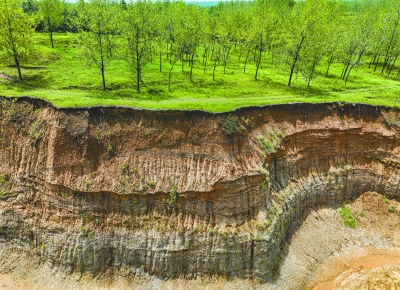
<box><xmin>0</xmin><ymin>97</ymin><xmax>400</xmax><ymax>289</ymax></box>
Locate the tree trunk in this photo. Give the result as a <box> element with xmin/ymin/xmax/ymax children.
<box><xmin>288</xmin><ymin>36</ymin><xmax>305</xmax><ymax>87</ymax></box>
<box><xmin>168</xmin><ymin>57</ymin><xmax>178</xmax><ymax>92</ymax></box>
<box><xmin>345</xmin><ymin>50</ymin><xmax>364</xmax><ymax>85</ymax></box>
<box><xmin>50</xmin><ymin>31</ymin><xmax>54</xmax><ymax>48</ymax></box>
<box><xmin>213</xmin><ymin>59</ymin><xmax>218</xmax><ymax>80</ymax></box>
<box><xmin>14</xmin><ymin>55</ymin><xmax>23</xmax><ymax>81</ymax></box>
<box><xmin>190</xmin><ymin>53</ymin><xmax>194</xmax><ymax>82</ymax></box>
<box><xmin>168</xmin><ymin>69</ymin><xmax>172</xmax><ymax>91</ymax></box>
<box><xmin>223</xmin><ymin>47</ymin><xmax>230</xmax><ymax>74</ymax></box>
<box><xmin>344</xmin><ymin>65</ymin><xmax>354</xmax><ymax>84</ymax></box>
<box><xmin>255</xmin><ymin>33</ymin><xmax>263</xmax><ymax>80</ymax></box>
<box><xmin>388</xmin><ymin>54</ymin><xmax>398</xmax><ymax>75</ymax></box>
<box><xmin>136</xmin><ymin>27</ymin><xmax>140</xmax><ymax>93</ymax></box>
<box><xmin>374</xmin><ymin>55</ymin><xmax>380</xmax><ymax>72</ymax></box>
<box><xmin>382</xmin><ymin>17</ymin><xmax>400</xmax><ymax>74</ymax></box>
<box><xmin>341</xmin><ymin>62</ymin><xmax>349</xmax><ymax>80</ymax></box>
<box><xmin>101</xmin><ymin>65</ymin><xmax>106</xmax><ymax>91</ymax></box>
<box><xmin>47</xmin><ymin>17</ymin><xmax>54</xmax><ymax>48</ymax></box>
<box><xmin>99</xmin><ymin>32</ymin><xmax>106</xmax><ymax>91</ymax></box>
<box><xmin>369</xmin><ymin>54</ymin><xmax>377</xmax><ymax>68</ymax></box>
<box><xmin>244</xmin><ymin>46</ymin><xmax>250</xmax><ymax>74</ymax></box>
<box><xmin>166</xmin><ymin>43</ymin><xmax>169</xmax><ymax>60</ymax></box>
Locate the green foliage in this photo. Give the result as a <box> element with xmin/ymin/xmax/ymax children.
<box><xmin>83</xmin><ymin>179</ymin><xmax>92</xmax><ymax>188</ymax></box>
<box><xmin>120</xmin><ymin>163</ymin><xmax>129</xmax><ymax>174</ymax></box>
<box><xmin>257</xmin><ymin>136</ymin><xmax>274</xmax><ymax>154</ymax></box>
<box><xmin>259</xmin><ymin>167</ymin><xmax>270</xmax><ymax>189</ymax></box>
<box><xmin>121</xmin><ymin>0</ymin><xmax>157</xmax><ymax>93</ymax></box>
<box><xmin>29</xmin><ymin>115</ymin><xmax>43</xmax><ymax>144</ymax></box>
<box><xmin>339</xmin><ymin>206</ymin><xmax>357</xmax><ymax>229</ymax></box>
<box><xmin>223</xmin><ymin>115</ymin><xmax>240</xmax><ymax>135</ymax></box>
<box><xmin>0</xmin><ymin>172</ymin><xmax>9</xmax><ymax>183</ymax></box>
<box><xmin>0</xmin><ymin>189</ymin><xmax>6</xmax><ymax>198</ymax></box>
<box><xmin>38</xmin><ymin>0</ymin><xmax>64</xmax><ymax>48</ymax></box>
<box><xmin>257</xmin><ymin>129</ymin><xmax>283</xmax><ymax>157</ymax></box>
<box><xmin>389</xmin><ymin>205</ymin><xmax>397</xmax><ymax>213</ymax></box>
<box><xmin>0</xmin><ymin>0</ymin><xmax>36</xmax><ymax>81</ymax></box>
<box><xmin>75</xmin><ymin>0</ymin><xmax>118</xmax><ymax>90</ymax></box>
<box><xmin>359</xmin><ymin>210</ymin><xmax>365</xmax><ymax>217</ymax></box>
<box><xmin>166</xmin><ymin>184</ymin><xmax>178</xmax><ymax>205</ymax></box>
<box><xmin>2</xmin><ymin>1</ymin><xmax>400</xmax><ymax>110</ymax></box>
<box><xmin>384</xmin><ymin>196</ymin><xmax>390</xmax><ymax>204</ymax></box>
<box><xmin>107</xmin><ymin>143</ymin><xmax>113</xmax><ymax>152</ymax></box>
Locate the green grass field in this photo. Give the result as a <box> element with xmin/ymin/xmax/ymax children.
<box><xmin>1</xmin><ymin>33</ymin><xmax>400</xmax><ymax>112</ymax></box>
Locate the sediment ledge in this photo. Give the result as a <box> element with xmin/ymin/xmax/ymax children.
<box><xmin>0</xmin><ymin>96</ymin><xmax>399</xmax><ymax>287</ymax></box>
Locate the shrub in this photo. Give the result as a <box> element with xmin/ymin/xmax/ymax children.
<box><xmin>339</xmin><ymin>206</ymin><xmax>357</xmax><ymax>229</ymax></box>
<box><xmin>107</xmin><ymin>144</ymin><xmax>114</xmax><ymax>152</ymax></box>
<box><xmin>223</xmin><ymin>115</ymin><xmax>240</xmax><ymax>135</ymax></box>
<box><xmin>120</xmin><ymin>163</ymin><xmax>129</xmax><ymax>174</ymax></box>
<box><xmin>166</xmin><ymin>184</ymin><xmax>178</xmax><ymax>204</ymax></box>
<box><xmin>0</xmin><ymin>172</ymin><xmax>9</xmax><ymax>183</ymax></box>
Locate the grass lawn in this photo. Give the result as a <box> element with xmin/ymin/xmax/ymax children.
<box><xmin>1</xmin><ymin>33</ymin><xmax>400</xmax><ymax>112</ymax></box>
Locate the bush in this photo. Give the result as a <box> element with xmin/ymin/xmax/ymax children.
<box><xmin>339</xmin><ymin>206</ymin><xmax>357</xmax><ymax>229</ymax></box>
<box><xmin>223</xmin><ymin>115</ymin><xmax>240</xmax><ymax>135</ymax></box>
<box><xmin>166</xmin><ymin>184</ymin><xmax>178</xmax><ymax>204</ymax></box>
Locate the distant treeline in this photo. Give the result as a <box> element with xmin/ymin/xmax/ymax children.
<box><xmin>1</xmin><ymin>0</ymin><xmax>400</xmax><ymax>92</ymax></box>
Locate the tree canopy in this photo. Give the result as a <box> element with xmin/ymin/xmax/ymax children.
<box><xmin>1</xmin><ymin>0</ymin><xmax>400</xmax><ymax>92</ymax></box>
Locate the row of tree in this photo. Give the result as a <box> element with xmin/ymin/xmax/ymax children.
<box><xmin>1</xmin><ymin>0</ymin><xmax>400</xmax><ymax>92</ymax></box>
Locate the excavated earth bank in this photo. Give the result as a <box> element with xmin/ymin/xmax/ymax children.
<box><xmin>0</xmin><ymin>97</ymin><xmax>400</xmax><ymax>289</ymax></box>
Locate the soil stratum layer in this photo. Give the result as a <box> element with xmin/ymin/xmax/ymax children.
<box><xmin>0</xmin><ymin>97</ymin><xmax>400</xmax><ymax>289</ymax></box>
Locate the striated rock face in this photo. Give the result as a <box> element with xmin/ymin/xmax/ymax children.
<box><xmin>0</xmin><ymin>97</ymin><xmax>400</xmax><ymax>284</ymax></box>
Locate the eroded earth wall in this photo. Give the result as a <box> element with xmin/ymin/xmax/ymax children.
<box><xmin>0</xmin><ymin>97</ymin><xmax>399</xmax><ymax>282</ymax></box>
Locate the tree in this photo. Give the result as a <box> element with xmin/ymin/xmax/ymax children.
<box><xmin>39</xmin><ymin>0</ymin><xmax>63</xmax><ymax>48</ymax></box>
<box><xmin>340</xmin><ymin>4</ymin><xmax>374</xmax><ymax>84</ymax></box>
<box><xmin>0</xmin><ymin>0</ymin><xmax>35</xmax><ymax>81</ymax></box>
<box><xmin>164</xmin><ymin>1</ymin><xmax>199</xmax><ymax>90</ymax></box>
<box><xmin>76</xmin><ymin>0</ymin><xmax>117</xmax><ymax>90</ymax></box>
<box><xmin>252</xmin><ymin>0</ymin><xmax>281</xmax><ymax>80</ymax></box>
<box><xmin>379</xmin><ymin>1</ymin><xmax>400</xmax><ymax>75</ymax></box>
<box><xmin>300</xmin><ymin>1</ymin><xmax>341</xmax><ymax>85</ymax></box>
<box><xmin>280</xmin><ymin>0</ymin><xmax>331</xmax><ymax>87</ymax></box>
<box><xmin>122</xmin><ymin>0</ymin><xmax>157</xmax><ymax>93</ymax></box>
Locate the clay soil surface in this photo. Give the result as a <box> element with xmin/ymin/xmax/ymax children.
<box><xmin>311</xmin><ymin>249</ymin><xmax>400</xmax><ymax>290</ymax></box>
